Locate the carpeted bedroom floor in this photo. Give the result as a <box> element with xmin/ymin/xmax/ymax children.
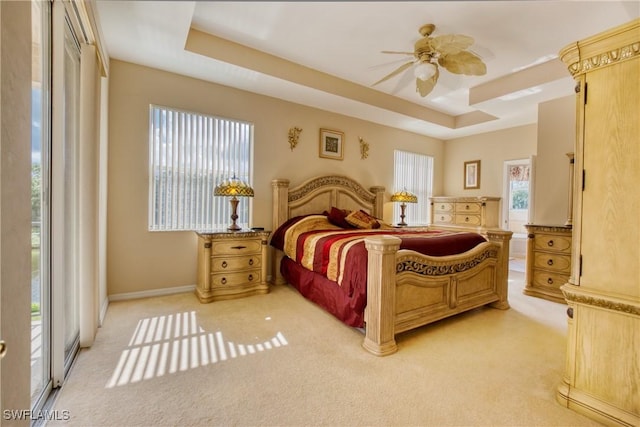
<box><xmin>47</xmin><ymin>262</ymin><xmax>601</xmax><ymax>426</ymax></box>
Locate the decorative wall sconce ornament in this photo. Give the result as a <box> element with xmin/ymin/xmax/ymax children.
<box><xmin>288</xmin><ymin>127</ymin><xmax>303</xmax><ymax>151</ymax></box>
<box><xmin>359</xmin><ymin>137</ymin><xmax>369</xmax><ymax>159</ymax></box>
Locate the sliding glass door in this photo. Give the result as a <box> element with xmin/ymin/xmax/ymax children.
<box><xmin>31</xmin><ymin>0</ymin><xmax>82</xmax><ymax>409</ymax></box>
<box><xmin>31</xmin><ymin>0</ymin><xmax>52</xmax><ymax>409</ymax></box>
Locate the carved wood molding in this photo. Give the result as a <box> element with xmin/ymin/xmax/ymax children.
<box><xmin>197</xmin><ymin>231</ymin><xmax>271</xmax><ymax>240</ymax></box>
<box><xmin>563</xmin><ymin>289</ymin><xmax>640</xmax><ymax>316</ymax></box>
<box><xmin>396</xmin><ymin>247</ymin><xmax>498</xmax><ymax>276</ymax></box>
<box><xmin>564</xmin><ymin>41</ymin><xmax>640</xmax><ymax>76</ymax></box>
<box><xmin>288</xmin><ymin>175</ymin><xmax>376</xmax><ymax>203</ymax></box>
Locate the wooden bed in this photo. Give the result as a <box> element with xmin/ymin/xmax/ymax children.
<box><xmin>271</xmin><ymin>175</ymin><xmax>512</xmax><ymax>356</ymax></box>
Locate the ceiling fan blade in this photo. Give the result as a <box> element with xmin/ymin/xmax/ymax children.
<box><xmin>381</xmin><ymin>50</ymin><xmax>416</xmax><ymax>56</ymax></box>
<box><xmin>416</xmin><ymin>67</ymin><xmax>439</xmax><ymax>97</ymax></box>
<box><xmin>438</xmin><ymin>51</ymin><xmax>487</xmax><ymax>76</ymax></box>
<box><xmin>372</xmin><ymin>61</ymin><xmax>415</xmax><ymax>86</ymax></box>
<box><xmin>430</xmin><ymin>34</ymin><xmax>475</xmax><ymax>56</ymax></box>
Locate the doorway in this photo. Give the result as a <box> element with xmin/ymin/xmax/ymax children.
<box><xmin>502</xmin><ymin>157</ymin><xmax>534</xmax><ymax>259</ymax></box>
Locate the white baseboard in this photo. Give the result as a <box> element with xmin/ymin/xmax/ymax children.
<box><xmin>99</xmin><ymin>297</ymin><xmax>109</xmax><ymax>326</ymax></box>
<box><xmin>109</xmin><ymin>284</ymin><xmax>196</xmax><ymax>302</ymax></box>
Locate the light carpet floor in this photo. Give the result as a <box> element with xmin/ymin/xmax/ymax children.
<box><xmin>48</xmin><ymin>268</ymin><xmax>601</xmax><ymax>427</ymax></box>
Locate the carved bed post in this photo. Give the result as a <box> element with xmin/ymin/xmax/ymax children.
<box><xmin>363</xmin><ymin>235</ymin><xmax>401</xmax><ymax>356</ymax></box>
<box><xmin>369</xmin><ymin>186</ymin><xmax>385</xmax><ymax>219</ymax></box>
<box><xmin>485</xmin><ymin>229</ymin><xmax>512</xmax><ymax>310</ymax></box>
<box><xmin>271</xmin><ymin>179</ymin><xmax>290</xmax><ymax>285</ymax></box>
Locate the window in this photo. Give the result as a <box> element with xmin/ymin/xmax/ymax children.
<box><xmin>149</xmin><ymin>105</ymin><xmax>253</xmax><ymax>231</ymax></box>
<box><xmin>393</xmin><ymin>150</ymin><xmax>433</xmax><ymax>225</ymax></box>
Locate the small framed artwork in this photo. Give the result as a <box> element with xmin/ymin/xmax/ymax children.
<box><xmin>464</xmin><ymin>160</ymin><xmax>481</xmax><ymax>190</ymax></box>
<box><xmin>319</xmin><ymin>128</ymin><xmax>344</xmax><ymax>160</ymax></box>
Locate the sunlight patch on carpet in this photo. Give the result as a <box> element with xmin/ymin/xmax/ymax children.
<box><xmin>105</xmin><ymin>311</ymin><xmax>288</xmax><ymax>388</ymax></box>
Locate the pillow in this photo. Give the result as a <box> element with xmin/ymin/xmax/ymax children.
<box><xmin>345</xmin><ymin>209</ymin><xmax>380</xmax><ymax>229</ymax></box>
<box><xmin>326</xmin><ymin>207</ymin><xmax>354</xmax><ymax>229</ymax></box>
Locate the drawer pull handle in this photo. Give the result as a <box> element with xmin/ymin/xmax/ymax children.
<box><xmin>221</xmin><ymin>261</ymin><xmax>227</xmax><ymax>268</ymax></box>
<box><xmin>547</xmin><ymin>240</ymin><xmax>554</xmax><ymax>247</ymax></box>
<box><xmin>231</xmin><ymin>245</ymin><xmax>247</xmax><ymax>250</ymax></box>
<box><xmin>441</xmin><ymin>205</ymin><xmax>445</xmax><ymax>209</ymax></box>
<box><xmin>465</xmin><ymin>217</ymin><xmax>469</xmax><ymax>222</ymax></box>
<box><xmin>440</xmin><ymin>216</ymin><xmax>445</xmax><ymax>221</ymax></box>
<box><xmin>248</xmin><ymin>259</ymin><xmax>254</xmax><ymax>266</ymax></box>
<box><xmin>248</xmin><ymin>274</ymin><xmax>253</xmax><ymax>281</ymax></box>
<box><xmin>221</xmin><ymin>277</ymin><xmax>227</xmax><ymax>285</ymax></box>
<box><xmin>547</xmin><ymin>278</ymin><xmax>554</xmax><ymax>285</ymax></box>
<box><xmin>465</xmin><ymin>205</ymin><xmax>469</xmax><ymax>209</ymax></box>
<box><xmin>547</xmin><ymin>259</ymin><xmax>554</xmax><ymax>266</ymax></box>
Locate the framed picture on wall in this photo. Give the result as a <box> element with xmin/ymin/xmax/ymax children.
<box><xmin>319</xmin><ymin>128</ymin><xmax>344</xmax><ymax>160</ymax></box>
<box><xmin>464</xmin><ymin>160</ymin><xmax>481</xmax><ymax>189</ymax></box>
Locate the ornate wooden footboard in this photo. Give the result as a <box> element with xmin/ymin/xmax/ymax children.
<box><xmin>363</xmin><ymin>231</ymin><xmax>511</xmax><ymax>356</ymax></box>
<box><xmin>271</xmin><ymin>175</ymin><xmax>511</xmax><ymax>356</ymax></box>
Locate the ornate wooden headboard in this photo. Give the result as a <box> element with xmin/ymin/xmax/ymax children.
<box><xmin>271</xmin><ymin>175</ymin><xmax>385</xmax><ymax>232</ymax></box>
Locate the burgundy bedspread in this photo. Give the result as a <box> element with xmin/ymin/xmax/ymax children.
<box><xmin>271</xmin><ymin>215</ymin><xmax>487</xmax><ymax>327</ymax></box>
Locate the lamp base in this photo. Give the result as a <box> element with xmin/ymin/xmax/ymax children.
<box><xmin>397</xmin><ymin>203</ymin><xmax>408</xmax><ymax>227</ymax></box>
<box><xmin>228</xmin><ymin>197</ymin><xmax>241</xmax><ymax>231</ymax></box>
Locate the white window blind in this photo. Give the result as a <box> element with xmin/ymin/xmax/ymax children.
<box><xmin>393</xmin><ymin>150</ymin><xmax>434</xmax><ymax>225</ymax></box>
<box><xmin>149</xmin><ymin>105</ymin><xmax>253</xmax><ymax>231</ymax></box>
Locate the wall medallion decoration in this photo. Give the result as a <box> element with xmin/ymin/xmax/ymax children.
<box><xmin>288</xmin><ymin>127</ymin><xmax>302</xmax><ymax>151</ymax></box>
<box><xmin>358</xmin><ymin>137</ymin><xmax>369</xmax><ymax>159</ymax></box>
<box><xmin>319</xmin><ymin>128</ymin><xmax>344</xmax><ymax>160</ymax></box>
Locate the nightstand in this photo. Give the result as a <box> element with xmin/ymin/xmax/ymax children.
<box><xmin>523</xmin><ymin>224</ymin><xmax>571</xmax><ymax>304</ymax></box>
<box><xmin>195</xmin><ymin>230</ymin><xmax>271</xmax><ymax>303</ymax></box>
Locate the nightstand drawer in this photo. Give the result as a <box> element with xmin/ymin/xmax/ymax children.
<box><xmin>211</xmin><ymin>239</ymin><xmax>262</xmax><ymax>256</ymax></box>
<box><xmin>533</xmin><ymin>252</ymin><xmax>571</xmax><ymax>273</ymax></box>
<box><xmin>455</xmin><ymin>202</ymin><xmax>481</xmax><ymax>213</ymax></box>
<box><xmin>211</xmin><ymin>270</ymin><xmax>262</xmax><ymax>288</ymax></box>
<box><xmin>211</xmin><ymin>255</ymin><xmax>262</xmax><ymax>272</ymax></box>
<box><xmin>532</xmin><ymin>270</ymin><xmax>569</xmax><ymax>291</ymax></box>
<box><xmin>455</xmin><ymin>214</ymin><xmax>481</xmax><ymax>226</ymax></box>
<box><xmin>533</xmin><ymin>234</ymin><xmax>571</xmax><ymax>253</ymax></box>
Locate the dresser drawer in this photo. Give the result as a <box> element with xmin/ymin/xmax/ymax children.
<box><xmin>534</xmin><ymin>234</ymin><xmax>571</xmax><ymax>253</ymax></box>
<box><xmin>434</xmin><ymin>202</ymin><xmax>454</xmax><ymax>213</ymax></box>
<box><xmin>533</xmin><ymin>252</ymin><xmax>571</xmax><ymax>273</ymax></box>
<box><xmin>211</xmin><ymin>255</ymin><xmax>262</xmax><ymax>272</ymax></box>
<box><xmin>434</xmin><ymin>213</ymin><xmax>454</xmax><ymax>224</ymax></box>
<box><xmin>456</xmin><ymin>202</ymin><xmax>481</xmax><ymax>213</ymax></box>
<box><xmin>532</xmin><ymin>270</ymin><xmax>569</xmax><ymax>291</ymax></box>
<box><xmin>455</xmin><ymin>214</ymin><xmax>481</xmax><ymax>226</ymax></box>
<box><xmin>211</xmin><ymin>239</ymin><xmax>262</xmax><ymax>256</ymax></box>
<box><xmin>211</xmin><ymin>269</ymin><xmax>262</xmax><ymax>288</ymax></box>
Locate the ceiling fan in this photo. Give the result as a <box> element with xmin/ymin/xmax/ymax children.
<box><xmin>372</xmin><ymin>23</ymin><xmax>487</xmax><ymax>97</ymax></box>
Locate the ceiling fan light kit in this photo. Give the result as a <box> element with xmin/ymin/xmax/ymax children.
<box><xmin>414</xmin><ymin>62</ymin><xmax>437</xmax><ymax>81</ymax></box>
<box><xmin>373</xmin><ymin>23</ymin><xmax>487</xmax><ymax>97</ymax></box>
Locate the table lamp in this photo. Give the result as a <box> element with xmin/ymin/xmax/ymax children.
<box><xmin>214</xmin><ymin>175</ymin><xmax>254</xmax><ymax>230</ymax></box>
<box><xmin>390</xmin><ymin>190</ymin><xmax>417</xmax><ymax>226</ymax></box>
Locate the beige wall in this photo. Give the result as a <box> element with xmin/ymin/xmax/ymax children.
<box><xmin>107</xmin><ymin>60</ymin><xmax>444</xmax><ymax>296</ymax></box>
<box><xmin>0</xmin><ymin>0</ymin><xmax>32</xmax><ymax>420</ymax></box>
<box><xmin>442</xmin><ymin>124</ymin><xmax>538</xmax><ymax>201</ymax></box>
<box><xmin>533</xmin><ymin>96</ymin><xmax>575</xmax><ymax>225</ymax></box>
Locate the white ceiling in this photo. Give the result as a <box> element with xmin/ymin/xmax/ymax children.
<box><xmin>94</xmin><ymin>1</ymin><xmax>639</xmax><ymax>140</ymax></box>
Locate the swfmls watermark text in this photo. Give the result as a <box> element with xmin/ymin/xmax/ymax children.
<box><xmin>3</xmin><ymin>409</ymin><xmax>70</xmax><ymax>421</ymax></box>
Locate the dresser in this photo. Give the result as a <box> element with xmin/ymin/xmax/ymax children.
<box><xmin>523</xmin><ymin>224</ymin><xmax>571</xmax><ymax>304</ymax></box>
<box><xmin>196</xmin><ymin>230</ymin><xmax>270</xmax><ymax>303</ymax></box>
<box><xmin>557</xmin><ymin>19</ymin><xmax>639</xmax><ymax>426</ymax></box>
<box><xmin>430</xmin><ymin>196</ymin><xmax>501</xmax><ymax>229</ymax></box>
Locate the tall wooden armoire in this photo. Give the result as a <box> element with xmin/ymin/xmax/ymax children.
<box><xmin>557</xmin><ymin>19</ymin><xmax>639</xmax><ymax>427</ymax></box>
